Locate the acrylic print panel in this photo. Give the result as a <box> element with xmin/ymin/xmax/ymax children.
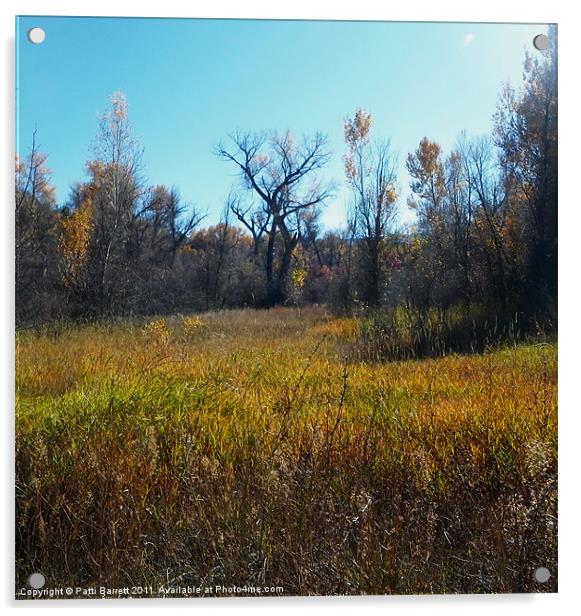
<box><xmin>15</xmin><ymin>16</ymin><xmax>557</xmax><ymax>599</ymax></box>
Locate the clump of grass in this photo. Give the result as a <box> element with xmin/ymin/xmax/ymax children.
<box><xmin>351</xmin><ymin>305</ymin><xmax>535</xmax><ymax>361</ymax></box>
<box><xmin>310</xmin><ymin>317</ymin><xmax>358</xmax><ymax>340</ymax></box>
<box><xmin>15</xmin><ymin>307</ymin><xmax>557</xmax><ymax>596</ymax></box>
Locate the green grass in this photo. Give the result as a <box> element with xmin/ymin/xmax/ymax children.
<box><xmin>15</xmin><ymin>307</ymin><xmax>557</xmax><ymax>596</ymax></box>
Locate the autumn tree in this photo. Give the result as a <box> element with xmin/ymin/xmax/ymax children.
<box><xmin>217</xmin><ymin>130</ymin><xmax>333</xmax><ymax>306</ymax></box>
<box><xmin>59</xmin><ymin>93</ymin><xmax>205</xmax><ymax>316</ymax></box>
<box><xmin>406</xmin><ymin>138</ymin><xmax>446</xmax><ymax>235</ymax></box>
<box><xmin>187</xmin><ymin>200</ymin><xmax>245</xmax><ymax>309</ymax></box>
<box><xmin>460</xmin><ymin>135</ymin><xmax>519</xmax><ymax>313</ymax></box>
<box><xmin>406</xmin><ymin>135</ymin><xmax>506</xmax><ymax>311</ymax></box>
<box><xmin>79</xmin><ymin>92</ymin><xmax>144</xmax><ymax>313</ymax></box>
<box><xmin>15</xmin><ymin>133</ymin><xmax>61</xmax><ymax>322</ymax></box>
<box><xmin>58</xmin><ymin>197</ymin><xmax>92</xmax><ymax>313</ymax></box>
<box><xmin>494</xmin><ymin>25</ymin><xmax>557</xmax><ymax>320</ymax></box>
<box><xmin>345</xmin><ymin>108</ymin><xmax>398</xmax><ymax>307</ymax></box>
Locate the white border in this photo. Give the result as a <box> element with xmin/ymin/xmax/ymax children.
<box><xmin>2</xmin><ymin>1</ymin><xmax>579</xmax><ymax>615</ymax></box>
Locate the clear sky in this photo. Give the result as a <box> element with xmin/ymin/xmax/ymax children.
<box><xmin>16</xmin><ymin>16</ymin><xmax>548</xmax><ymax>229</ymax></box>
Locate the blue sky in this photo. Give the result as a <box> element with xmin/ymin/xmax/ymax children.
<box><xmin>16</xmin><ymin>17</ymin><xmax>548</xmax><ymax>229</ymax></box>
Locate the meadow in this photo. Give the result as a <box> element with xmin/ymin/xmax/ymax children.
<box><xmin>15</xmin><ymin>307</ymin><xmax>557</xmax><ymax>595</ymax></box>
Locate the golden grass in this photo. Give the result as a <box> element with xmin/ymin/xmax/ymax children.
<box><xmin>15</xmin><ymin>307</ymin><xmax>557</xmax><ymax>595</ymax></box>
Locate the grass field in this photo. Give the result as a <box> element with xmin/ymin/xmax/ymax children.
<box><xmin>15</xmin><ymin>307</ymin><xmax>557</xmax><ymax>596</ymax></box>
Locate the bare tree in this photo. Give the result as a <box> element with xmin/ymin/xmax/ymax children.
<box><xmin>165</xmin><ymin>188</ymin><xmax>205</xmax><ymax>265</ymax></box>
<box><xmin>229</xmin><ymin>192</ymin><xmax>270</xmax><ymax>256</ymax></box>
<box><xmin>137</xmin><ymin>186</ymin><xmax>205</xmax><ymax>265</ymax></box>
<box><xmin>217</xmin><ymin>130</ymin><xmax>333</xmax><ymax>305</ymax></box>
<box><xmin>462</xmin><ymin>136</ymin><xmax>515</xmax><ymax>312</ymax></box>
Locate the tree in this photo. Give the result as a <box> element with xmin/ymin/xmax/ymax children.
<box><xmin>188</xmin><ymin>200</ymin><xmax>242</xmax><ymax>309</ymax></box>
<box><xmin>86</xmin><ymin>92</ymin><xmax>144</xmax><ymax>313</ymax></box>
<box><xmin>406</xmin><ymin>134</ymin><xmax>510</xmax><ymax>312</ymax></box>
<box><xmin>217</xmin><ymin>130</ymin><xmax>333</xmax><ymax>306</ymax></box>
<box><xmin>59</xmin><ymin>93</ymin><xmax>205</xmax><ymax>317</ymax></box>
<box><xmin>15</xmin><ymin>132</ymin><xmax>60</xmax><ymax>322</ymax></box>
<box><xmin>460</xmin><ymin>135</ymin><xmax>515</xmax><ymax>313</ymax></box>
<box><xmin>494</xmin><ymin>25</ymin><xmax>557</xmax><ymax>320</ymax></box>
<box><xmin>344</xmin><ymin>108</ymin><xmax>398</xmax><ymax>307</ymax></box>
<box><xmin>140</xmin><ymin>185</ymin><xmax>205</xmax><ymax>267</ymax></box>
<box><xmin>58</xmin><ymin>196</ymin><xmax>92</xmax><ymax>312</ymax></box>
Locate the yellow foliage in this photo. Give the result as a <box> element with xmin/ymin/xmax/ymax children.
<box><xmin>59</xmin><ymin>200</ymin><xmax>92</xmax><ymax>288</ymax></box>
<box><xmin>181</xmin><ymin>315</ymin><xmax>204</xmax><ymax>336</ymax></box>
<box><xmin>291</xmin><ymin>267</ymin><xmax>307</xmax><ymax>290</ymax></box>
<box><xmin>142</xmin><ymin>318</ymin><xmax>170</xmax><ymax>346</ymax></box>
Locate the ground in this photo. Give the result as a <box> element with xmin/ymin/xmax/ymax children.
<box><xmin>15</xmin><ymin>307</ymin><xmax>557</xmax><ymax>596</ymax></box>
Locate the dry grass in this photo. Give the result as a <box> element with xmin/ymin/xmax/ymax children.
<box><xmin>15</xmin><ymin>306</ymin><xmax>557</xmax><ymax>596</ymax></box>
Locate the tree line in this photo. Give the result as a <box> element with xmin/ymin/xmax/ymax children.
<box><xmin>16</xmin><ymin>30</ymin><xmax>557</xmax><ymax>341</ymax></box>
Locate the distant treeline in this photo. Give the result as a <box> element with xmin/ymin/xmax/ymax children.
<box><xmin>16</xmin><ymin>28</ymin><xmax>557</xmax><ymax>342</ymax></box>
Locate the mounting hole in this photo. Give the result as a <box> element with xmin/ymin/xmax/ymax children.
<box><xmin>27</xmin><ymin>572</ymin><xmax>46</xmax><ymax>589</ymax></box>
<box><xmin>27</xmin><ymin>27</ymin><xmax>45</xmax><ymax>45</ymax></box>
<box><xmin>533</xmin><ymin>34</ymin><xmax>549</xmax><ymax>51</ymax></box>
<box><xmin>534</xmin><ymin>566</ymin><xmax>551</xmax><ymax>583</ymax></box>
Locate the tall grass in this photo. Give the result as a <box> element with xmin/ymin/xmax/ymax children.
<box><xmin>351</xmin><ymin>305</ymin><xmax>546</xmax><ymax>361</ymax></box>
<box><xmin>15</xmin><ymin>307</ymin><xmax>557</xmax><ymax>596</ymax></box>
